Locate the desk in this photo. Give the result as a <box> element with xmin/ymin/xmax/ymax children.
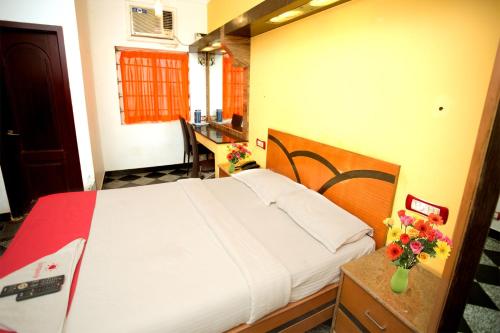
<box><xmin>193</xmin><ymin>125</ymin><xmax>247</xmax><ymax>178</ymax></box>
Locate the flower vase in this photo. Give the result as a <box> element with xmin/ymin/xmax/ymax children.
<box><xmin>229</xmin><ymin>163</ymin><xmax>235</xmax><ymax>173</ymax></box>
<box><xmin>390</xmin><ymin>266</ymin><xmax>409</xmax><ymax>293</ymax></box>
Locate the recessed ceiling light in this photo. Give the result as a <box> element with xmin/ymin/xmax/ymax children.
<box><xmin>201</xmin><ymin>46</ymin><xmax>215</xmax><ymax>52</ymax></box>
<box><xmin>269</xmin><ymin>10</ymin><xmax>303</xmax><ymax>23</ymax></box>
<box><xmin>309</xmin><ymin>0</ymin><xmax>341</xmax><ymax>7</ymax></box>
<box><xmin>211</xmin><ymin>41</ymin><xmax>221</xmax><ymax>48</ymax></box>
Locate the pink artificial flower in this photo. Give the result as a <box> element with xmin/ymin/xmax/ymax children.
<box><xmin>410</xmin><ymin>240</ymin><xmax>424</xmax><ymax>254</ymax></box>
<box><xmin>400</xmin><ymin>215</ymin><xmax>415</xmax><ymax>226</ymax></box>
<box><xmin>435</xmin><ymin>229</ymin><xmax>444</xmax><ymax>241</ymax></box>
<box><xmin>443</xmin><ymin>236</ymin><xmax>453</xmax><ymax>246</ymax></box>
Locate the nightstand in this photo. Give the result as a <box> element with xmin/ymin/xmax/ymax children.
<box><xmin>332</xmin><ymin>247</ymin><xmax>440</xmax><ymax>333</ymax></box>
<box><xmin>218</xmin><ymin>163</ymin><xmax>232</xmax><ymax>178</ymax></box>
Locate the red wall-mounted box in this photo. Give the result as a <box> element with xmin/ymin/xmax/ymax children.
<box><xmin>405</xmin><ymin>194</ymin><xmax>449</xmax><ymax>224</ymax></box>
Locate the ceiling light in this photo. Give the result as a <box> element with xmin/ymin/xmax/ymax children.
<box><xmin>211</xmin><ymin>41</ymin><xmax>221</xmax><ymax>48</ymax></box>
<box><xmin>269</xmin><ymin>10</ymin><xmax>303</xmax><ymax>23</ymax></box>
<box><xmin>201</xmin><ymin>46</ymin><xmax>215</xmax><ymax>52</ymax></box>
<box><xmin>309</xmin><ymin>0</ymin><xmax>341</xmax><ymax>7</ymax></box>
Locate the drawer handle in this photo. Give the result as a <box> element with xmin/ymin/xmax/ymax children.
<box><xmin>364</xmin><ymin>310</ymin><xmax>387</xmax><ymax>331</ymax></box>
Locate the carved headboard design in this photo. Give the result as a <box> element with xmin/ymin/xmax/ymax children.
<box><xmin>266</xmin><ymin>129</ymin><xmax>400</xmax><ymax>249</ymax></box>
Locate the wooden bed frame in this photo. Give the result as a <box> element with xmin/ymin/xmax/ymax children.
<box><xmin>227</xmin><ymin>129</ymin><xmax>400</xmax><ymax>332</ymax></box>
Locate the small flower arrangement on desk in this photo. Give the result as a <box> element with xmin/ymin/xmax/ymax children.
<box><xmin>384</xmin><ymin>210</ymin><xmax>452</xmax><ymax>293</ymax></box>
<box><xmin>226</xmin><ymin>143</ymin><xmax>251</xmax><ymax>173</ymax></box>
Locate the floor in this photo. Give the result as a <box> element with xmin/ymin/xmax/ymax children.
<box><xmin>458</xmin><ymin>235</ymin><xmax>500</xmax><ymax>333</ymax></box>
<box><xmin>1</xmin><ymin>168</ymin><xmax>499</xmax><ymax>332</ymax></box>
<box><xmin>102</xmin><ymin>165</ymin><xmax>214</xmax><ymax>190</ymax></box>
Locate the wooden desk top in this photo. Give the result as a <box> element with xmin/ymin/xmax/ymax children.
<box><xmin>341</xmin><ymin>247</ymin><xmax>441</xmax><ymax>332</ymax></box>
<box><xmin>193</xmin><ymin>125</ymin><xmax>246</xmax><ymax>144</ymax></box>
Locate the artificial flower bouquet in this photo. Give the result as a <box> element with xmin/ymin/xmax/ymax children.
<box><xmin>385</xmin><ymin>210</ymin><xmax>452</xmax><ymax>269</ymax></box>
<box><xmin>226</xmin><ymin>143</ymin><xmax>251</xmax><ymax>170</ymax></box>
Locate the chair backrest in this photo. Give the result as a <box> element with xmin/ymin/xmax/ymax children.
<box><xmin>231</xmin><ymin>114</ymin><xmax>243</xmax><ymax>128</ymax></box>
<box><xmin>186</xmin><ymin>124</ymin><xmax>199</xmax><ymax>177</ymax></box>
<box><xmin>179</xmin><ymin>117</ymin><xmax>190</xmax><ymax>153</ymax></box>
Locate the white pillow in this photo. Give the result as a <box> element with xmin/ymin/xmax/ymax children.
<box><xmin>232</xmin><ymin>169</ymin><xmax>306</xmax><ymax>205</ymax></box>
<box><xmin>276</xmin><ymin>189</ymin><xmax>373</xmax><ymax>253</ymax></box>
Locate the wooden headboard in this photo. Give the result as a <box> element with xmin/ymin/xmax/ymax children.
<box><xmin>266</xmin><ymin>129</ymin><xmax>400</xmax><ymax>249</ymax></box>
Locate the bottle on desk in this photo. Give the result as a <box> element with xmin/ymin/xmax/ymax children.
<box><xmin>216</xmin><ymin>109</ymin><xmax>223</xmax><ymax>123</ymax></box>
<box><xmin>194</xmin><ymin>109</ymin><xmax>201</xmax><ymax>124</ymax></box>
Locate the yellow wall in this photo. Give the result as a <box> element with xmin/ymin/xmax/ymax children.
<box><xmin>207</xmin><ymin>0</ymin><xmax>264</xmax><ymax>33</ymax></box>
<box><xmin>210</xmin><ymin>0</ymin><xmax>500</xmax><ymax>275</ymax></box>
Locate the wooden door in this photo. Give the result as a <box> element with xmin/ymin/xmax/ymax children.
<box><xmin>0</xmin><ymin>21</ymin><xmax>83</xmax><ymax>217</ymax></box>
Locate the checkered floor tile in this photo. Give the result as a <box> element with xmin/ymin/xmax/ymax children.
<box><xmin>102</xmin><ymin>166</ymin><xmax>215</xmax><ymax>190</ymax></box>
<box><xmin>459</xmin><ymin>236</ymin><xmax>500</xmax><ymax>333</ymax></box>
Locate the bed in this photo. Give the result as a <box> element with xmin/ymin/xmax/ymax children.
<box><xmin>0</xmin><ymin>129</ymin><xmax>400</xmax><ymax>333</ymax></box>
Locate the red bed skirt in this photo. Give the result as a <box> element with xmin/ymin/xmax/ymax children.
<box><xmin>0</xmin><ymin>191</ymin><xmax>97</xmax><ymax>319</ymax></box>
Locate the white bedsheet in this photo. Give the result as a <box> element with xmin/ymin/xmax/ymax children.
<box><xmin>204</xmin><ymin>177</ymin><xmax>375</xmax><ymax>301</ymax></box>
<box><xmin>64</xmin><ymin>177</ymin><xmax>374</xmax><ymax>332</ymax></box>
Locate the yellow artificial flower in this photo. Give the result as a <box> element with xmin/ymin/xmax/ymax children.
<box><xmin>388</xmin><ymin>225</ymin><xmax>402</xmax><ymax>241</ymax></box>
<box><xmin>383</xmin><ymin>217</ymin><xmax>394</xmax><ymax>227</ymax></box>
<box><xmin>407</xmin><ymin>227</ymin><xmax>420</xmax><ymax>239</ymax></box>
<box><xmin>418</xmin><ymin>252</ymin><xmax>430</xmax><ymax>263</ymax></box>
<box><xmin>434</xmin><ymin>240</ymin><xmax>451</xmax><ymax>259</ymax></box>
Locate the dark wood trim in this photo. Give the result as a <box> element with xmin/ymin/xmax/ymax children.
<box><xmin>429</xmin><ymin>44</ymin><xmax>500</xmax><ymax>332</ymax></box>
<box><xmin>223</xmin><ymin>0</ymin><xmax>352</xmax><ymax>38</ymax></box>
<box><xmin>0</xmin><ymin>213</ymin><xmax>10</xmax><ymax>223</ymax></box>
<box><xmin>0</xmin><ymin>20</ymin><xmax>62</xmax><ymax>33</ymax></box>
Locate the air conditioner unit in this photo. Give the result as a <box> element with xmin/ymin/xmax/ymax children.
<box><xmin>129</xmin><ymin>5</ymin><xmax>174</xmax><ymax>40</ymax></box>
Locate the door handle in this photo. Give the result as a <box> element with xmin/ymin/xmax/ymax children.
<box><xmin>5</xmin><ymin>130</ymin><xmax>20</xmax><ymax>136</ymax></box>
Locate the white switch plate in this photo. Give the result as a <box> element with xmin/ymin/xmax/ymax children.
<box><xmin>410</xmin><ymin>199</ymin><xmax>440</xmax><ymax>216</ymax></box>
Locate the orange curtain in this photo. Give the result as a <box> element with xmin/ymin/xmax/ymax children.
<box><xmin>120</xmin><ymin>51</ymin><xmax>190</xmax><ymax>124</ymax></box>
<box><xmin>222</xmin><ymin>54</ymin><xmax>247</xmax><ymax>119</ymax></box>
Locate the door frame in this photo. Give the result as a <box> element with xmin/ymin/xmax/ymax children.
<box><xmin>0</xmin><ymin>20</ymin><xmax>83</xmax><ymax>216</ymax></box>
<box><xmin>428</xmin><ymin>44</ymin><xmax>500</xmax><ymax>332</ymax></box>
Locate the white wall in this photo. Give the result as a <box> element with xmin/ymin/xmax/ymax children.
<box><xmin>0</xmin><ymin>168</ymin><xmax>10</xmax><ymax>214</ymax></box>
<box><xmin>209</xmin><ymin>54</ymin><xmax>223</xmax><ymax>117</ymax></box>
<box><xmin>79</xmin><ymin>0</ymin><xmax>207</xmax><ymax>171</ymax></box>
<box><xmin>0</xmin><ymin>0</ymin><xmax>96</xmax><ymax>214</ymax></box>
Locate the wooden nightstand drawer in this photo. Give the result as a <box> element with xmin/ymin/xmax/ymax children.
<box><xmin>339</xmin><ymin>275</ymin><xmax>411</xmax><ymax>333</ymax></box>
<box><xmin>334</xmin><ymin>307</ymin><xmax>362</xmax><ymax>333</ymax></box>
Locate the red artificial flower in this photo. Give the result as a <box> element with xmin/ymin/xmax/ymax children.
<box><xmin>386</xmin><ymin>243</ymin><xmax>404</xmax><ymax>260</ymax></box>
<box><xmin>414</xmin><ymin>219</ymin><xmax>432</xmax><ymax>237</ymax></box>
<box><xmin>400</xmin><ymin>233</ymin><xmax>410</xmax><ymax>245</ymax></box>
<box><xmin>398</xmin><ymin>210</ymin><xmax>406</xmax><ymax>217</ymax></box>
<box><xmin>428</xmin><ymin>213</ymin><xmax>444</xmax><ymax>225</ymax></box>
<box><xmin>426</xmin><ymin>228</ymin><xmax>436</xmax><ymax>242</ymax></box>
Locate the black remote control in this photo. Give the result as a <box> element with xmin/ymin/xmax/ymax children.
<box><xmin>0</xmin><ymin>275</ymin><xmax>65</xmax><ymax>298</ymax></box>
<box><xmin>16</xmin><ymin>283</ymin><xmax>62</xmax><ymax>301</ymax></box>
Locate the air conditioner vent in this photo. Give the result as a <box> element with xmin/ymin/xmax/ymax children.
<box><xmin>163</xmin><ymin>11</ymin><xmax>173</xmax><ymax>31</ymax></box>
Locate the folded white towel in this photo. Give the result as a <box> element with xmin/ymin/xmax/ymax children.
<box><xmin>0</xmin><ymin>238</ymin><xmax>85</xmax><ymax>333</ymax></box>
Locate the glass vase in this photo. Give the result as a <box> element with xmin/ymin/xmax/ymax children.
<box><xmin>229</xmin><ymin>163</ymin><xmax>235</xmax><ymax>173</ymax></box>
<box><xmin>390</xmin><ymin>266</ymin><xmax>409</xmax><ymax>293</ymax></box>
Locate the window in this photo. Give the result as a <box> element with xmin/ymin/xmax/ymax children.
<box><xmin>117</xmin><ymin>48</ymin><xmax>190</xmax><ymax>124</ymax></box>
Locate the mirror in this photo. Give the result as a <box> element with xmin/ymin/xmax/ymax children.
<box><xmin>209</xmin><ymin>53</ymin><xmax>247</xmax><ymax>134</ymax></box>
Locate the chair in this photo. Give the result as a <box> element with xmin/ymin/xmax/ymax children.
<box><xmin>231</xmin><ymin>114</ymin><xmax>243</xmax><ymax>129</ymax></box>
<box><xmin>186</xmin><ymin>123</ymin><xmax>215</xmax><ymax>178</ymax></box>
<box><xmin>179</xmin><ymin>117</ymin><xmax>212</xmax><ymax>175</ymax></box>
